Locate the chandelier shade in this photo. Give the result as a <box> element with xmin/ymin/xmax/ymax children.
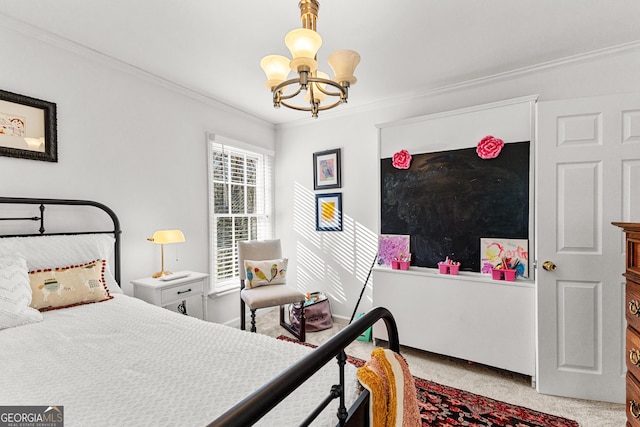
<box><xmin>285</xmin><ymin>28</ymin><xmax>322</xmax><ymax>72</ymax></box>
<box><xmin>260</xmin><ymin>0</ymin><xmax>359</xmax><ymax>118</ymax></box>
<box><xmin>304</xmin><ymin>71</ymin><xmax>329</xmax><ymax>103</ymax></box>
<box><xmin>260</xmin><ymin>55</ymin><xmax>291</xmax><ymax>89</ymax></box>
<box><xmin>328</xmin><ymin>50</ymin><xmax>361</xmax><ymax>85</ymax></box>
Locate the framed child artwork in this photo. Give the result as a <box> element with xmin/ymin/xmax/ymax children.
<box><xmin>313</xmin><ymin>148</ymin><xmax>341</xmax><ymax>190</ymax></box>
<box><xmin>480</xmin><ymin>238</ymin><xmax>529</xmax><ymax>278</ymax></box>
<box><xmin>377</xmin><ymin>234</ymin><xmax>410</xmax><ymax>266</ymax></box>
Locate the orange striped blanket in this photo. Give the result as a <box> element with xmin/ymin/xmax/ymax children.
<box><xmin>356</xmin><ymin>347</ymin><xmax>421</xmax><ymax>426</ymax></box>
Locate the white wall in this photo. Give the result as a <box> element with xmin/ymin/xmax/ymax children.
<box><xmin>275</xmin><ymin>46</ymin><xmax>640</xmax><ymax>318</ymax></box>
<box><xmin>0</xmin><ymin>25</ymin><xmax>276</xmax><ymax>322</ymax></box>
<box><xmin>3</xmin><ymin>20</ymin><xmax>638</xmax><ymax>324</ymax></box>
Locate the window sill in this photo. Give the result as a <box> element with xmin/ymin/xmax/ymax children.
<box><xmin>208</xmin><ymin>285</ymin><xmax>239</xmax><ymax>299</ymax></box>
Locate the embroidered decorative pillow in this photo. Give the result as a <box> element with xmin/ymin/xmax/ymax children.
<box><xmin>0</xmin><ymin>253</ymin><xmax>44</xmax><ymax>329</ymax></box>
<box><xmin>29</xmin><ymin>259</ymin><xmax>112</xmax><ymax>311</ymax></box>
<box><xmin>243</xmin><ymin>258</ymin><xmax>288</xmax><ymax>289</ymax></box>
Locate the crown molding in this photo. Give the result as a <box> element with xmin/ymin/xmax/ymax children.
<box><xmin>278</xmin><ymin>39</ymin><xmax>640</xmax><ymax>129</ymax></box>
<box><xmin>0</xmin><ymin>13</ymin><xmax>275</xmax><ymax>129</ymax></box>
<box><xmin>375</xmin><ymin>94</ymin><xmax>539</xmax><ymax>130</ymax></box>
<box><xmin>413</xmin><ymin>40</ymin><xmax>640</xmax><ymax>99</ymax></box>
<box><xmin>3</xmin><ymin>12</ymin><xmax>638</xmax><ymax>131</ymax></box>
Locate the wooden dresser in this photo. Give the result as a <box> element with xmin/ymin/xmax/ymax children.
<box><xmin>614</xmin><ymin>222</ymin><xmax>640</xmax><ymax>425</ymax></box>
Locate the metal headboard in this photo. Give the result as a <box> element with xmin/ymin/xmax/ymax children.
<box><xmin>0</xmin><ymin>197</ymin><xmax>122</xmax><ymax>285</ymax></box>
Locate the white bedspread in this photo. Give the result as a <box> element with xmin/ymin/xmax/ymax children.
<box><xmin>0</xmin><ymin>294</ymin><xmax>358</xmax><ymax>426</ymax></box>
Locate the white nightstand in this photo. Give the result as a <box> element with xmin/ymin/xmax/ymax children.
<box><xmin>131</xmin><ymin>271</ymin><xmax>209</xmax><ymax>321</ymax></box>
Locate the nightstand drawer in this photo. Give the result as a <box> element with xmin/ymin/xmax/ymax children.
<box><xmin>131</xmin><ymin>271</ymin><xmax>209</xmax><ymax>321</ymax></box>
<box><xmin>161</xmin><ymin>281</ymin><xmax>204</xmax><ymax>305</ymax></box>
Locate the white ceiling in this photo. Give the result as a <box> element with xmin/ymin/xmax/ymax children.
<box><xmin>1</xmin><ymin>0</ymin><xmax>639</xmax><ymax>125</ymax></box>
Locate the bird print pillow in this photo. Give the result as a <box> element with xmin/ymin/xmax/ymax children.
<box><xmin>244</xmin><ymin>258</ymin><xmax>288</xmax><ymax>289</ymax></box>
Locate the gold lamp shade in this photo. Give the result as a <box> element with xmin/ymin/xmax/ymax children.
<box><xmin>147</xmin><ymin>230</ymin><xmax>185</xmax><ymax>278</ymax></box>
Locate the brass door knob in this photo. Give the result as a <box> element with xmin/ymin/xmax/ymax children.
<box><xmin>542</xmin><ymin>261</ymin><xmax>557</xmax><ymax>272</ymax></box>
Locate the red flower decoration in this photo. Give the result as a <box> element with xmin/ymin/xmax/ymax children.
<box><xmin>476</xmin><ymin>136</ymin><xmax>504</xmax><ymax>159</ymax></box>
<box><xmin>392</xmin><ymin>149</ymin><xmax>412</xmax><ymax>169</ymax></box>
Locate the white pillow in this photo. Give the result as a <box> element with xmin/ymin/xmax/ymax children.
<box><xmin>0</xmin><ymin>253</ymin><xmax>43</xmax><ymax>329</ymax></box>
<box><xmin>243</xmin><ymin>258</ymin><xmax>288</xmax><ymax>289</ymax></box>
<box><xmin>0</xmin><ymin>234</ymin><xmax>122</xmax><ymax>294</ymax></box>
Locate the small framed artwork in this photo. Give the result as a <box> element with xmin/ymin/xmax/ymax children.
<box><xmin>313</xmin><ymin>148</ymin><xmax>341</xmax><ymax>190</ymax></box>
<box><xmin>0</xmin><ymin>89</ymin><xmax>57</xmax><ymax>162</ymax></box>
<box><xmin>315</xmin><ymin>193</ymin><xmax>342</xmax><ymax>231</ymax></box>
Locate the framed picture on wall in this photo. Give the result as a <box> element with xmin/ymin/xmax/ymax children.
<box><xmin>0</xmin><ymin>89</ymin><xmax>57</xmax><ymax>162</ymax></box>
<box><xmin>313</xmin><ymin>148</ymin><xmax>341</xmax><ymax>190</ymax></box>
<box><xmin>315</xmin><ymin>193</ymin><xmax>342</xmax><ymax>231</ymax></box>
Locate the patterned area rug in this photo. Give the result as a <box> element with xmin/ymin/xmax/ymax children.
<box><xmin>277</xmin><ymin>335</ymin><xmax>579</xmax><ymax>427</ymax></box>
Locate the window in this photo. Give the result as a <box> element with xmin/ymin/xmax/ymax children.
<box><xmin>207</xmin><ymin>134</ymin><xmax>273</xmax><ymax>293</ymax></box>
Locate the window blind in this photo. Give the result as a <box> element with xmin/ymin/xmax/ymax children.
<box><xmin>207</xmin><ymin>134</ymin><xmax>273</xmax><ymax>293</ymax></box>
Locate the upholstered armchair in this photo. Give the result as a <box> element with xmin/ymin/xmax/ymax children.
<box><xmin>238</xmin><ymin>239</ymin><xmax>306</xmax><ymax>341</ymax></box>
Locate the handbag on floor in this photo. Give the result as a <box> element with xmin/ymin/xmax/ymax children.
<box><xmin>290</xmin><ymin>292</ymin><xmax>333</xmax><ymax>332</ymax></box>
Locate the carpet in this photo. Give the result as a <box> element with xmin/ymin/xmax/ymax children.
<box><xmin>277</xmin><ymin>335</ymin><xmax>579</xmax><ymax>427</ymax></box>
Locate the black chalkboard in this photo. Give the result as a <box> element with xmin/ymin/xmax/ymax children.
<box><xmin>380</xmin><ymin>142</ymin><xmax>530</xmax><ymax>272</ymax></box>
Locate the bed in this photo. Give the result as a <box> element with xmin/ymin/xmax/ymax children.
<box><xmin>0</xmin><ymin>197</ymin><xmax>400</xmax><ymax>426</ymax></box>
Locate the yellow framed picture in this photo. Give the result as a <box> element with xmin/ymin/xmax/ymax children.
<box><xmin>315</xmin><ymin>193</ymin><xmax>342</xmax><ymax>231</ymax></box>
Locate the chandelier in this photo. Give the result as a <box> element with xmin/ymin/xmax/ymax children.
<box><xmin>260</xmin><ymin>0</ymin><xmax>360</xmax><ymax>118</ymax></box>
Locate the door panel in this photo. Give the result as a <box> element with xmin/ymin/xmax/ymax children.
<box><xmin>556</xmin><ymin>280</ymin><xmax>600</xmax><ymax>371</ymax></box>
<box><xmin>537</xmin><ymin>93</ymin><xmax>640</xmax><ymax>403</ymax></box>
<box><xmin>557</xmin><ymin>161</ymin><xmax>600</xmax><ymax>251</ymax></box>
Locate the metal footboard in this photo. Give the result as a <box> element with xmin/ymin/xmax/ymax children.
<box><xmin>209</xmin><ymin>306</ymin><xmax>399</xmax><ymax>427</ymax></box>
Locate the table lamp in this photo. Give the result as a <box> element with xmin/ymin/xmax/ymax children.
<box><xmin>147</xmin><ymin>229</ymin><xmax>185</xmax><ymax>278</ymax></box>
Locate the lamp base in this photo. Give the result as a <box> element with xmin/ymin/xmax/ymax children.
<box><xmin>152</xmin><ymin>270</ymin><xmax>173</xmax><ymax>279</ymax></box>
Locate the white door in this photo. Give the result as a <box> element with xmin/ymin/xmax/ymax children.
<box><xmin>537</xmin><ymin>93</ymin><xmax>640</xmax><ymax>403</ymax></box>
